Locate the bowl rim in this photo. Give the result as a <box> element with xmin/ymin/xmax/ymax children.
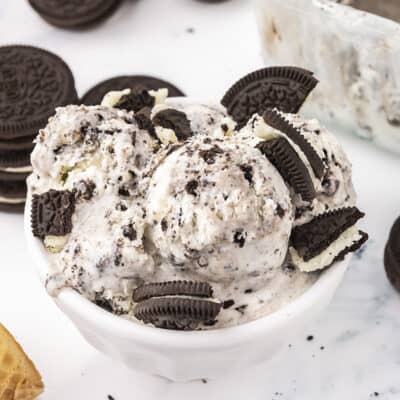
<box><xmin>24</xmin><ymin>96</ymin><xmax>350</xmax><ymax>348</ymax></box>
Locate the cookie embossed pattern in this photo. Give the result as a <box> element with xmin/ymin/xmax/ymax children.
<box><xmin>25</xmin><ymin>67</ymin><xmax>367</xmax><ymax>380</ymax></box>
<box><xmin>255</xmin><ymin>0</ymin><xmax>400</xmax><ymax>154</ymax></box>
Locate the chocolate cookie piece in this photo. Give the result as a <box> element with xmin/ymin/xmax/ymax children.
<box><xmin>384</xmin><ymin>217</ymin><xmax>400</xmax><ymax>292</ymax></box>
<box><xmin>28</xmin><ymin>0</ymin><xmax>121</xmax><ymax>29</ymax></box>
<box><xmin>257</xmin><ymin>137</ymin><xmax>316</xmax><ymax>202</ymax></box>
<box><xmin>291</xmin><ymin>207</ymin><xmax>366</xmax><ymax>261</ymax></box>
<box><xmin>81</xmin><ymin>75</ymin><xmax>185</xmax><ymax>106</ymax></box>
<box><xmin>152</xmin><ymin>109</ymin><xmax>193</xmax><ymax>141</ymax></box>
<box><xmin>0</xmin><ymin>180</ymin><xmax>27</xmax><ymax>213</ymax></box>
<box><xmin>133</xmin><ymin>280</ymin><xmax>222</xmax><ymax>330</ymax></box>
<box><xmin>263</xmin><ymin>109</ymin><xmax>325</xmax><ymax>179</ymax></box>
<box><xmin>115</xmin><ymin>90</ymin><xmax>155</xmax><ymax>113</ymax></box>
<box><xmin>221</xmin><ymin>66</ymin><xmax>318</xmax><ymax>128</ymax></box>
<box><xmin>31</xmin><ymin>189</ymin><xmax>76</xmax><ymax>239</ymax></box>
<box><xmin>0</xmin><ymin>46</ymin><xmax>78</xmax><ymax>140</ymax></box>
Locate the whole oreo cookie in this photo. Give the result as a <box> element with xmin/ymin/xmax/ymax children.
<box><xmin>133</xmin><ymin>280</ymin><xmax>222</xmax><ymax>330</ymax></box>
<box><xmin>0</xmin><ymin>46</ymin><xmax>78</xmax><ymax>140</ymax></box>
<box><xmin>221</xmin><ymin>66</ymin><xmax>318</xmax><ymax>128</ymax></box>
<box><xmin>257</xmin><ymin>137</ymin><xmax>316</xmax><ymax>202</ymax></box>
<box><xmin>28</xmin><ymin>0</ymin><xmax>121</xmax><ymax>29</ymax></box>
<box><xmin>384</xmin><ymin>217</ymin><xmax>400</xmax><ymax>292</ymax></box>
<box><xmin>81</xmin><ymin>75</ymin><xmax>185</xmax><ymax>106</ymax></box>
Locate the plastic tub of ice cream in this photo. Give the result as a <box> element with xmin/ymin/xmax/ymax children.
<box><xmin>254</xmin><ymin>0</ymin><xmax>400</xmax><ymax>154</ymax></box>
<box><xmin>24</xmin><ymin>93</ymin><xmax>356</xmax><ymax>382</ymax></box>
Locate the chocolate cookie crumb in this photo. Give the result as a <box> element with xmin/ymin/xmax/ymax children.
<box><xmin>199</xmin><ymin>145</ymin><xmax>223</xmax><ymax>164</ymax></box>
<box><xmin>185</xmin><ymin>179</ymin><xmax>199</xmax><ymax>196</ymax></box>
<box><xmin>223</xmin><ymin>299</ymin><xmax>235</xmax><ymax>309</ymax></box>
<box><xmin>233</xmin><ymin>230</ymin><xmax>247</xmax><ymax>248</ymax></box>
<box><xmin>239</xmin><ymin>164</ymin><xmax>253</xmax><ymax>184</ymax></box>
<box><xmin>122</xmin><ymin>224</ymin><xmax>137</xmax><ymax>241</ymax></box>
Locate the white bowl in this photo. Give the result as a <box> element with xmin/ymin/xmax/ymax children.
<box><xmin>24</xmin><ymin>98</ymin><xmax>350</xmax><ymax>381</ymax></box>
<box><xmin>24</xmin><ymin>198</ymin><xmax>349</xmax><ymax>382</ymax></box>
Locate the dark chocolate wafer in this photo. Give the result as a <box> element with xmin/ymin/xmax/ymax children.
<box><xmin>133</xmin><ymin>281</ymin><xmax>213</xmax><ymax>303</ymax></box>
<box><xmin>257</xmin><ymin>137</ymin><xmax>316</xmax><ymax>202</ymax></box>
<box><xmin>135</xmin><ymin>297</ymin><xmax>222</xmax><ymax>331</ymax></box>
<box><xmin>290</xmin><ymin>207</ymin><xmax>365</xmax><ymax>261</ymax></box>
<box><xmin>28</xmin><ymin>0</ymin><xmax>121</xmax><ymax>29</ymax></box>
<box><xmin>0</xmin><ymin>170</ymin><xmax>30</xmax><ymax>182</ymax></box>
<box><xmin>133</xmin><ymin>280</ymin><xmax>222</xmax><ymax>330</ymax></box>
<box><xmin>221</xmin><ymin>66</ymin><xmax>318</xmax><ymax>128</ymax></box>
<box><xmin>384</xmin><ymin>216</ymin><xmax>400</xmax><ymax>292</ymax></box>
<box><xmin>263</xmin><ymin>109</ymin><xmax>325</xmax><ymax>179</ymax></box>
<box><xmin>31</xmin><ymin>189</ymin><xmax>76</xmax><ymax>239</ymax></box>
<box><xmin>385</xmin><ymin>245</ymin><xmax>400</xmax><ymax>292</ymax></box>
<box><xmin>0</xmin><ymin>149</ymin><xmax>32</xmax><ymax>170</ymax></box>
<box><xmin>81</xmin><ymin>76</ymin><xmax>185</xmax><ymax>106</ymax></box>
<box><xmin>152</xmin><ymin>109</ymin><xmax>193</xmax><ymax>141</ymax></box>
<box><xmin>0</xmin><ymin>180</ymin><xmax>27</xmax><ymax>213</ymax></box>
<box><xmin>0</xmin><ymin>136</ymin><xmax>35</xmax><ymax>152</ymax></box>
<box><xmin>0</xmin><ymin>45</ymin><xmax>78</xmax><ymax>140</ymax></box>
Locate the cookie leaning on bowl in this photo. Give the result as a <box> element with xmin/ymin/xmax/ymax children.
<box><xmin>0</xmin><ymin>45</ymin><xmax>78</xmax><ymax>213</ymax></box>
<box><xmin>133</xmin><ymin>281</ymin><xmax>223</xmax><ymax>330</ymax></box>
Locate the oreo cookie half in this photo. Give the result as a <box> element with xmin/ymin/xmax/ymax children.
<box><xmin>133</xmin><ymin>280</ymin><xmax>222</xmax><ymax>330</ymax></box>
<box><xmin>221</xmin><ymin>66</ymin><xmax>318</xmax><ymax>128</ymax></box>
<box><xmin>0</xmin><ymin>180</ymin><xmax>27</xmax><ymax>213</ymax></box>
<box><xmin>152</xmin><ymin>109</ymin><xmax>193</xmax><ymax>141</ymax></box>
<box><xmin>289</xmin><ymin>207</ymin><xmax>368</xmax><ymax>272</ymax></box>
<box><xmin>28</xmin><ymin>0</ymin><xmax>121</xmax><ymax>29</ymax></box>
<box><xmin>263</xmin><ymin>109</ymin><xmax>325</xmax><ymax>179</ymax></box>
<box><xmin>257</xmin><ymin>137</ymin><xmax>316</xmax><ymax>202</ymax></box>
<box><xmin>31</xmin><ymin>190</ymin><xmax>76</xmax><ymax>239</ymax></box>
<box><xmin>81</xmin><ymin>75</ymin><xmax>185</xmax><ymax>106</ymax></box>
<box><xmin>384</xmin><ymin>217</ymin><xmax>400</xmax><ymax>292</ymax></box>
<box><xmin>0</xmin><ymin>46</ymin><xmax>78</xmax><ymax>140</ymax></box>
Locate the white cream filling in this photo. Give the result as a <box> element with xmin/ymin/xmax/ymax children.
<box><xmin>254</xmin><ymin>116</ymin><xmax>280</xmax><ymax>140</ymax></box>
<box><xmin>0</xmin><ymin>165</ymin><xmax>32</xmax><ymax>173</ymax></box>
<box><xmin>155</xmin><ymin>126</ymin><xmax>178</xmax><ymax>145</ymax></box>
<box><xmin>101</xmin><ymin>89</ymin><xmax>131</xmax><ymax>108</ymax></box>
<box><xmin>290</xmin><ymin>226</ymin><xmax>361</xmax><ymax>272</ymax></box>
<box><xmin>44</xmin><ymin>235</ymin><xmax>69</xmax><ymax>253</ymax></box>
<box><xmin>149</xmin><ymin>88</ymin><xmax>169</xmax><ymax>105</ymax></box>
<box><xmin>101</xmin><ymin>88</ymin><xmax>168</xmax><ymax>108</ymax></box>
<box><xmin>0</xmin><ymin>196</ymin><xmax>25</xmax><ymax>204</ymax></box>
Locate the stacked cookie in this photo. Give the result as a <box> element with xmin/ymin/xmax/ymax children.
<box><xmin>0</xmin><ymin>45</ymin><xmax>78</xmax><ymax>212</ymax></box>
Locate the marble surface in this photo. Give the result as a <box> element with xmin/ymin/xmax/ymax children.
<box><xmin>0</xmin><ymin>0</ymin><xmax>399</xmax><ymax>399</ymax></box>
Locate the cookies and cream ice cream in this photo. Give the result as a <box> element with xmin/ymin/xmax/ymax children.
<box><xmin>28</xmin><ymin>69</ymin><xmax>367</xmax><ymax>329</ymax></box>
<box><xmin>255</xmin><ymin>0</ymin><xmax>400</xmax><ymax>154</ymax></box>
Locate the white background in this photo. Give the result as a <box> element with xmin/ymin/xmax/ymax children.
<box><xmin>1</xmin><ymin>1</ymin><xmax>400</xmax><ymax>399</ymax></box>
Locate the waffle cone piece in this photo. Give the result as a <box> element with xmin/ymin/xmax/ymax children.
<box><xmin>0</xmin><ymin>323</ymin><xmax>44</xmax><ymax>400</ymax></box>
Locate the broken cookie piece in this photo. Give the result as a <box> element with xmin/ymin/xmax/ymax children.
<box><xmin>289</xmin><ymin>207</ymin><xmax>368</xmax><ymax>272</ymax></box>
